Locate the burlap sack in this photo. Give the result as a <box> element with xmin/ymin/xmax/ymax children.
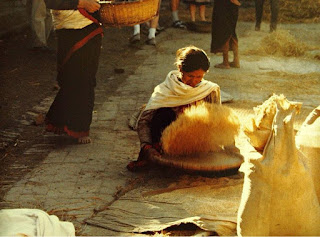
<box><xmin>237</xmin><ymin>98</ymin><xmax>320</xmax><ymax>236</ymax></box>
<box><xmin>296</xmin><ymin>105</ymin><xmax>320</xmax><ymax>202</ymax></box>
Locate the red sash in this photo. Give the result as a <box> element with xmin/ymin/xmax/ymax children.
<box><xmin>59</xmin><ymin>8</ymin><xmax>103</xmax><ymax>71</ymax></box>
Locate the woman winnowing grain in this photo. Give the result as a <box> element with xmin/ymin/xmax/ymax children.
<box><xmin>127</xmin><ymin>45</ymin><xmax>221</xmax><ymax>172</ymax></box>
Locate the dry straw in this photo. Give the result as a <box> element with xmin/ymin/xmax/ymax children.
<box><xmin>261</xmin><ymin>30</ymin><xmax>308</xmax><ymax>57</ymax></box>
<box><xmin>247</xmin><ymin>30</ymin><xmax>309</xmax><ymax>57</ymax></box>
<box><xmin>161</xmin><ymin>102</ymin><xmax>240</xmax><ymax>156</ymax></box>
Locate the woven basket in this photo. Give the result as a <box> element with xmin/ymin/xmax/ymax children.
<box><xmin>99</xmin><ymin>0</ymin><xmax>160</xmax><ymax>27</ymax></box>
<box><xmin>149</xmin><ymin>150</ymin><xmax>244</xmax><ymax>172</ymax></box>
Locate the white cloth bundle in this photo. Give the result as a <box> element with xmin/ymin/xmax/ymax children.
<box><xmin>0</xmin><ymin>208</ymin><xmax>75</xmax><ymax>237</ymax></box>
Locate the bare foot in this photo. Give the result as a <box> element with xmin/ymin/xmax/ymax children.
<box><xmin>230</xmin><ymin>61</ymin><xmax>240</xmax><ymax>68</ymax></box>
<box><xmin>214</xmin><ymin>63</ymin><xmax>230</xmax><ymax>69</ymax></box>
<box><xmin>78</xmin><ymin>136</ymin><xmax>91</xmax><ymax>144</ymax></box>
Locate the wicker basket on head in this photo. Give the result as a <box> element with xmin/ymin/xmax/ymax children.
<box><xmin>99</xmin><ymin>0</ymin><xmax>160</xmax><ymax>27</ymax></box>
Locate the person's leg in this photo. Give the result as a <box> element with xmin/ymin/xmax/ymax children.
<box><xmin>230</xmin><ymin>46</ymin><xmax>240</xmax><ymax>68</ymax></box>
<box><xmin>146</xmin><ymin>15</ymin><xmax>159</xmax><ymax>45</ymax></box>
<box><xmin>129</xmin><ymin>24</ymin><xmax>141</xmax><ymax>44</ymax></box>
<box><xmin>171</xmin><ymin>0</ymin><xmax>179</xmax><ymax>19</ymax></box>
<box><xmin>190</xmin><ymin>4</ymin><xmax>196</xmax><ymax>22</ymax></box>
<box><xmin>269</xmin><ymin>0</ymin><xmax>279</xmax><ymax>32</ymax></box>
<box><xmin>254</xmin><ymin>0</ymin><xmax>264</xmax><ymax>31</ymax></box>
<box><xmin>199</xmin><ymin>5</ymin><xmax>206</xmax><ymax>21</ymax></box>
<box><xmin>214</xmin><ymin>36</ymin><xmax>231</xmax><ymax>69</ymax></box>
<box><xmin>214</xmin><ymin>51</ymin><xmax>230</xmax><ymax>69</ymax></box>
<box><xmin>171</xmin><ymin>0</ymin><xmax>186</xmax><ymax>28</ymax></box>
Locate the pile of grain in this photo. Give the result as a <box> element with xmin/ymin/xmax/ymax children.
<box><xmin>161</xmin><ymin>102</ymin><xmax>240</xmax><ymax>156</ymax></box>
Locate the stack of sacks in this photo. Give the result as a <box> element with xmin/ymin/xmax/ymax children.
<box><xmin>244</xmin><ymin>94</ymin><xmax>289</xmax><ymax>151</ymax></box>
<box><xmin>296</xmin><ymin>105</ymin><xmax>320</xmax><ymax>202</ymax></box>
<box><xmin>237</xmin><ymin>97</ymin><xmax>320</xmax><ymax>236</ymax></box>
<box><xmin>161</xmin><ymin>102</ymin><xmax>240</xmax><ymax>156</ymax></box>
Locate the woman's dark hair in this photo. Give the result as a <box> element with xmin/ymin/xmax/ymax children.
<box><xmin>175</xmin><ymin>45</ymin><xmax>210</xmax><ymax>72</ymax></box>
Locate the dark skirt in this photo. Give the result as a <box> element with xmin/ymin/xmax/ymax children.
<box><xmin>46</xmin><ymin>23</ymin><xmax>102</xmax><ymax>138</ymax></box>
<box><xmin>211</xmin><ymin>0</ymin><xmax>239</xmax><ymax>53</ymax></box>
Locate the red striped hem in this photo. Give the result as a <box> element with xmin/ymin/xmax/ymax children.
<box><xmin>46</xmin><ymin>123</ymin><xmax>89</xmax><ymax>138</ymax></box>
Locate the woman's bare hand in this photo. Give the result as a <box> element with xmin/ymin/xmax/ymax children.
<box><xmin>78</xmin><ymin>0</ymin><xmax>101</xmax><ymax>13</ymax></box>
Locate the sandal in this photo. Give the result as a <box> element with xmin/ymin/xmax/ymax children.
<box><xmin>172</xmin><ymin>20</ymin><xmax>186</xmax><ymax>29</ymax></box>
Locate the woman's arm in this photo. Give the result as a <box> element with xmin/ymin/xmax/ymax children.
<box><xmin>137</xmin><ymin>109</ymin><xmax>155</xmax><ymax>148</ymax></box>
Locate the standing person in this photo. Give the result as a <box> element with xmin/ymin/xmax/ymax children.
<box><xmin>31</xmin><ymin>0</ymin><xmax>53</xmax><ymax>51</ymax></box>
<box><xmin>171</xmin><ymin>0</ymin><xmax>186</xmax><ymax>28</ymax></box>
<box><xmin>184</xmin><ymin>0</ymin><xmax>211</xmax><ymax>22</ymax></box>
<box><xmin>211</xmin><ymin>0</ymin><xmax>240</xmax><ymax>69</ymax></box>
<box><xmin>255</xmin><ymin>0</ymin><xmax>279</xmax><ymax>32</ymax></box>
<box><xmin>44</xmin><ymin>0</ymin><xmax>103</xmax><ymax>144</ymax></box>
<box><xmin>127</xmin><ymin>45</ymin><xmax>221</xmax><ymax>171</ymax></box>
<box><xmin>129</xmin><ymin>15</ymin><xmax>160</xmax><ymax>46</ymax></box>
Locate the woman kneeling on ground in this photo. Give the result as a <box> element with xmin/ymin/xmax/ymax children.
<box><xmin>127</xmin><ymin>45</ymin><xmax>222</xmax><ymax>172</ymax></box>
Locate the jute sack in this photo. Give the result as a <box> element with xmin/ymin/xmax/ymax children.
<box><xmin>237</xmin><ymin>97</ymin><xmax>320</xmax><ymax>236</ymax></box>
<box><xmin>296</xmin><ymin>105</ymin><xmax>320</xmax><ymax>203</ymax></box>
<box><xmin>244</xmin><ymin>94</ymin><xmax>285</xmax><ymax>151</ymax></box>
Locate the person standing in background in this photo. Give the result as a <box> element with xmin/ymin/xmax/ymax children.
<box><xmin>171</xmin><ymin>0</ymin><xmax>186</xmax><ymax>28</ymax></box>
<box><xmin>31</xmin><ymin>0</ymin><xmax>53</xmax><ymax>51</ymax></box>
<box><xmin>184</xmin><ymin>0</ymin><xmax>211</xmax><ymax>22</ymax></box>
<box><xmin>210</xmin><ymin>0</ymin><xmax>240</xmax><ymax>69</ymax></box>
<box><xmin>254</xmin><ymin>0</ymin><xmax>279</xmax><ymax>32</ymax></box>
<box><xmin>129</xmin><ymin>15</ymin><xmax>160</xmax><ymax>46</ymax></box>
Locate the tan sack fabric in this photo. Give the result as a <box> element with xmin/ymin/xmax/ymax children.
<box><xmin>296</xmin><ymin>105</ymin><xmax>320</xmax><ymax>202</ymax></box>
<box><xmin>244</xmin><ymin>94</ymin><xmax>287</xmax><ymax>151</ymax></box>
<box><xmin>237</xmin><ymin>98</ymin><xmax>320</xmax><ymax>236</ymax></box>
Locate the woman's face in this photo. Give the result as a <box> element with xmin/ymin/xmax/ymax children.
<box><xmin>180</xmin><ymin>68</ymin><xmax>206</xmax><ymax>87</ymax></box>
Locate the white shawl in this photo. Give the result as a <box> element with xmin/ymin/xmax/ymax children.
<box><xmin>145</xmin><ymin>70</ymin><xmax>220</xmax><ymax>111</ymax></box>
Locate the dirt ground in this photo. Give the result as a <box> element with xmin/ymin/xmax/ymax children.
<box><xmin>0</xmin><ymin>0</ymin><xmax>320</xmax><ymax>207</ymax></box>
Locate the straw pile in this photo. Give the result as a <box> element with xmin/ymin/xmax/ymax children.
<box><xmin>247</xmin><ymin>30</ymin><xmax>309</xmax><ymax>57</ymax></box>
<box><xmin>161</xmin><ymin>102</ymin><xmax>240</xmax><ymax>156</ymax></box>
<box><xmin>261</xmin><ymin>30</ymin><xmax>308</xmax><ymax>56</ymax></box>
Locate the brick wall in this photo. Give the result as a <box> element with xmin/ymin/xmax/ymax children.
<box><xmin>0</xmin><ymin>0</ymin><xmax>29</xmax><ymax>38</ymax></box>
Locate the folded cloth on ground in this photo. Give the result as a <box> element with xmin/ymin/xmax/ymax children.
<box><xmin>0</xmin><ymin>208</ymin><xmax>75</xmax><ymax>236</ymax></box>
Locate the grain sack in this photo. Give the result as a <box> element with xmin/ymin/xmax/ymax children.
<box><xmin>161</xmin><ymin>102</ymin><xmax>240</xmax><ymax>156</ymax></box>
<box><xmin>244</xmin><ymin>94</ymin><xmax>292</xmax><ymax>151</ymax></box>
<box><xmin>237</xmin><ymin>99</ymin><xmax>320</xmax><ymax>236</ymax></box>
<box><xmin>296</xmin><ymin>105</ymin><xmax>320</xmax><ymax>203</ymax></box>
